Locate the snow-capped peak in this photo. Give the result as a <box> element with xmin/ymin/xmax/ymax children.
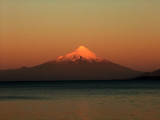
<box><xmin>56</xmin><ymin>46</ymin><xmax>103</xmax><ymax>63</ymax></box>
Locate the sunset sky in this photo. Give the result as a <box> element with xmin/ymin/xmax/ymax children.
<box><xmin>0</xmin><ymin>0</ymin><xmax>160</xmax><ymax>71</ymax></box>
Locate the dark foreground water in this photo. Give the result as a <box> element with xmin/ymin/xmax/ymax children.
<box><xmin>0</xmin><ymin>80</ymin><xmax>160</xmax><ymax>120</ymax></box>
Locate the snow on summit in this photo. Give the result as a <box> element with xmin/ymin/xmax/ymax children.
<box><xmin>56</xmin><ymin>46</ymin><xmax>103</xmax><ymax>63</ymax></box>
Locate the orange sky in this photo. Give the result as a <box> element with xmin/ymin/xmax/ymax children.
<box><xmin>0</xmin><ymin>0</ymin><xmax>160</xmax><ymax>71</ymax></box>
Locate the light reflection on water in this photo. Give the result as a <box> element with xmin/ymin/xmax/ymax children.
<box><xmin>0</xmin><ymin>80</ymin><xmax>160</xmax><ymax>120</ymax></box>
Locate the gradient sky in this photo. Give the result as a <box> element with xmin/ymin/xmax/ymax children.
<box><xmin>0</xmin><ymin>0</ymin><xmax>160</xmax><ymax>71</ymax></box>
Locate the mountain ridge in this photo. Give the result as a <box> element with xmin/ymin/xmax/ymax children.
<box><xmin>0</xmin><ymin>46</ymin><xmax>144</xmax><ymax>81</ymax></box>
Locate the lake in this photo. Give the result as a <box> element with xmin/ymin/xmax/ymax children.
<box><xmin>0</xmin><ymin>80</ymin><xmax>160</xmax><ymax>120</ymax></box>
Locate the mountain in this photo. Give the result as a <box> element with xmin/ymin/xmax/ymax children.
<box><xmin>144</xmin><ymin>69</ymin><xmax>160</xmax><ymax>77</ymax></box>
<box><xmin>149</xmin><ymin>69</ymin><xmax>160</xmax><ymax>76</ymax></box>
<box><xmin>0</xmin><ymin>46</ymin><xmax>142</xmax><ymax>81</ymax></box>
<box><xmin>133</xmin><ymin>69</ymin><xmax>160</xmax><ymax>80</ymax></box>
<box><xmin>56</xmin><ymin>46</ymin><xmax>103</xmax><ymax>63</ymax></box>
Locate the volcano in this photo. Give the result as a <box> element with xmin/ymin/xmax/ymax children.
<box><xmin>56</xmin><ymin>46</ymin><xmax>103</xmax><ymax>64</ymax></box>
<box><xmin>56</xmin><ymin>46</ymin><xmax>103</xmax><ymax>63</ymax></box>
<box><xmin>0</xmin><ymin>46</ymin><xmax>142</xmax><ymax>81</ymax></box>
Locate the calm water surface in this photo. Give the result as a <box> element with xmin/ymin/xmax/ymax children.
<box><xmin>0</xmin><ymin>80</ymin><xmax>160</xmax><ymax>120</ymax></box>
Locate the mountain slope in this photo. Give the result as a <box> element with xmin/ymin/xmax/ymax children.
<box><xmin>56</xmin><ymin>46</ymin><xmax>103</xmax><ymax>63</ymax></box>
<box><xmin>0</xmin><ymin>46</ymin><xmax>142</xmax><ymax>81</ymax></box>
<box><xmin>133</xmin><ymin>69</ymin><xmax>160</xmax><ymax>80</ymax></box>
